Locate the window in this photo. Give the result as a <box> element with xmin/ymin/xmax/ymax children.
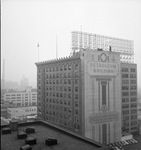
<box><xmin>64</xmin><ymin>80</ymin><xmax>67</xmax><ymax>84</ymax></box>
<box><xmin>130</xmin><ymin>74</ymin><xmax>136</xmax><ymax>78</ymax></box>
<box><xmin>75</xmin><ymin>87</ymin><xmax>78</xmax><ymax>92</ymax></box>
<box><xmin>130</xmin><ymin>80</ymin><xmax>136</xmax><ymax>84</ymax></box>
<box><xmin>122</xmin><ymin>68</ymin><xmax>128</xmax><ymax>72</ymax></box>
<box><xmin>75</xmin><ymin>63</ymin><xmax>79</xmax><ymax>69</ymax></box>
<box><xmin>122</xmin><ymin>92</ymin><xmax>129</xmax><ymax>96</ymax></box>
<box><xmin>102</xmin><ymin>84</ymin><xmax>106</xmax><ymax>105</ymax></box>
<box><xmin>68</xmin><ymin>94</ymin><xmax>71</xmax><ymax>98</ymax></box>
<box><xmin>68</xmin><ymin>87</ymin><xmax>71</xmax><ymax>92</ymax></box>
<box><xmin>75</xmin><ymin>109</ymin><xmax>79</xmax><ymax>114</ymax></box>
<box><xmin>75</xmin><ymin>79</ymin><xmax>79</xmax><ymax>84</ymax></box>
<box><xmin>68</xmin><ymin>64</ymin><xmax>71</xmax><ymax>70</ymax></box>
<box><xmin>131</xmin><ymin>109</ymin><xmax>137</xmax><ymax>114</ymax></box>
<box><xmin>122</xmin><ymin>80</ymin><xmax>129</xmax><ymax>84</ymax></box>
<box><xmin>68</xmin><ymin>79</ymin><xmax>71</xmax><ymax>84</ymax></box>
<box><xmin>130</xmin><ymin>91</ymin><xmax>137</xmax><ymax>96</ymax></box>
<box><xmin>75</xmin><ymin>101</ymin><xmax>78</xmax><ymax>107</ymax></box>
<box><xmin>130</xmin><ymin>103</ymin><xmax>137</xmax><ymax>108</ymax></box>
<box><xmin>131</xmin><ymin>68</ymin><xmax>136</xmax><ymax>72</ymax></box>
<box><xmin>122</xmin><ymin>98</ymin><xmax>129</xmax><ymax>102</ymax></box>
<box><xmin>130</xmin><ymin>97</ymin><xmax>137</xmax><ymax>102</ymax></box>
<box><xmin>64</xmin><ymin>73</ymin><xmax>67</xmax><ymax>77</ymax></box>
<box><xmin>75</xmin><ymin>94</ymin><xmax>78</xmax><ymax>99</ymax></box>
<box><xmin>60</xmin><ymin>66</ymin><xmax>63</xmax><ymax>71</ymax></box>
<box><xmin>131</xmin><ymin>121</ymin><xmax>137</xmax><ymax>126</ymax></box>
<box><xmin>122</xmin><ymin>104</ymin><xmax>129</xmax><ymax>109</ymax></box>
<box><xmin>123</xmin><ymin>110</ymin><xmax>129</xmax><ymax>115</ymax></box>
<box><xmin>68</xmin><ymin>73</ymin><xmax>71</xmax><ymax>77</ymax></box>
<box><xmin>64</xmin><ymin>65</ymin><xmax>67</xmax><ymax>70</ymax></box>
<box><xmin>122</xmin><ymin>86</ymin><xmax>129</xmax><ymax>90</ymax></box>
<box><xmin>130</xmin><ymin>86</ymin><xmax>136</xmax><ymax>90</ymax></box>
<box><xmin>75</xmin><ymin>72</ymin><xmax>79</xmax><ymax>77</ymax></box>
<box><xmin>122</xmin><ymin>74</ymin><xmax>128</xmax><ymax>78</ymax></box>
<box><xmin>64</xmin><ymin>87</ymin><xmax>67</xmax><ymax>92</ymax></box>
<box><xmin>131</xmin><ymin>115</ymin><xmax>137</xmax><ymax>120</ymax></box>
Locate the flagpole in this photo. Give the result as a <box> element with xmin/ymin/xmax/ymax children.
<box><xmin>37</xmin><ymin>42</ymin><xmax>39</xmax><ymax>62</ymax></box>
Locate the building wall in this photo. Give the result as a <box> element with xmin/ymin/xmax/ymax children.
<box><xmin>81</xmin><ymin>50</ymin><xmax>121</xmax><ymax>144</ymax></box>
<box><xmin>7</xmin><ymin>106</ymin><xmax>37</xmax><ymax>119</ymax></box>
<box><xmin>121</xmin><ymin>63</ymin><xmax>138</xmax><ymax>134</ymax></box>
<box><xmin>36</xmin><ymin>57</ymin><xmax>83</xmax><ymax>134</ymax></box>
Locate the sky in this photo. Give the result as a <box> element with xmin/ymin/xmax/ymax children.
<box><xmin>1</xmin><ymin>0</ymin><xmax>141</xmax><ymax>88</ymax></box>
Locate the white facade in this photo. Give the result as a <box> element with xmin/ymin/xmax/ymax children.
<box><xmin>81</xmin><ymin>50</ymin><xmax>122</xmax><ymax>144</ymax></box>
<box><xmin>7</xmin><ymin>106</ymin><xmax>37</xmax><ymax>119</ymax></box>
<box><xmin>4</xmin><ymin>87</ymin><xmax>37</xmax><ymax>107</ymax></box>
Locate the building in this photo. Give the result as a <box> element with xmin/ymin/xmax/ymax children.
<box><xmin>20</xmin><ymin>75</ymin><xmax>29</xmax><ymax>90</ymax></box>
<box><xmin>7</xmin><ymin>106</ymin><xmax>37</xmax><ymax>119</ymax></box>
<box><xmin>35</xmin><ymin>31</ymin><xmax>137</xmax><ymax>144</ymax></box>
<box><xmin>121</xmin><ymin>63</ymin><xmax>138</xmax><ymax>134</ymax></box>
<box><xmin>3</xmin><ymin>86</ymin><xmax>37</xmax><ymax>107</ymax></box>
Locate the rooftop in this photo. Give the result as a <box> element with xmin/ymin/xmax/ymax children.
<box><xmin>1</xmin><ymin>121</ymin><xmax>110</xmax><ymax>150</ymax></box>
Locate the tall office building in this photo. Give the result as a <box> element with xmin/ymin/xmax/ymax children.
<box><xmin>35</xmin><ymin>31</ymin><xmax>137</xmax><ymax>144</ymax></box>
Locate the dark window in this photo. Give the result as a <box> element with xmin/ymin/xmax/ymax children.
<box><xmin>122</xmin><ymin>86</ymin><xmax>129</xmax><ymax>90</ymax></box>
<box><xmin>131</xmin><ymin>68</ymin><xmax>136</xmax><ymax>72</ymax></box>
<box><xmin>122</xmin><ymin>92</ymin><xmax>129</xmax><ymax>96</ymax></box>
<box><xmin>102</xmin><ymin>84</ymin><xmax>106</xmax><ymax>105</ymax></box>
<box><xmin>122</xmin><ymin>68</ymin><xmax>128</xmax><ymax>72</ymax></box>
<box><xmin>130</xmin><ymin>74</ymin><xmax>136</xmax><ymax>78</ymax></box>
<box><xmin>122</xmin><ymin>74</ymin><xmax>128</xmax><ymax>78</ymax></box>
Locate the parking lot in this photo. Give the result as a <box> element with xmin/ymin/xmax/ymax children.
<box><xmin>108</xmin><ymin>135</ymin><xmax>141</xmax><ymax>150</ymax></box>
<box><xmin>123</xmin><ymin>135</ymin><xmax>141</xmax><ymax>150</ymax></box>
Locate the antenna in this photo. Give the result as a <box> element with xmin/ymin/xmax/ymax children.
<box><xmin>2</xmin><ymin>59</ymin><xmax>5</xmax><ymax>89</ymax></box>
<box><xmin>80</xmin><ymin>25</ymin><xmax>82</xmax><ymax>50</ymax></box>
<box><xmin>56</xmin><ymin>35</ymin><xmax>58</xmax><ymax>59</ymax></box>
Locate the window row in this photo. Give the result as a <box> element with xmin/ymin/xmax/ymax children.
<box><xmin>122</xmin><ymin>103</ymin><xmax>137</xmax><ymax>109</ymax></box>
<box><xmin>122</xmin><ymin>97</ymin><xmax>137</xmax><ymax>102</ymax></box>
<box><xmin>122</xmin><ymin>91</ymin><xmax>137</xmax><ymax>96</ymax></box>
<box><xmin>122</xmin><ymin>80</ymin><xmax>136</xmax><ymax>84</ymax></box>
<box><xmin>121</xmin><ymin>68</ymin><xmax>136</xmax><ymax>72</ymax></box>
<box><xmin>122</xmin><ymin>85</ymin><xmax>137</xmax><ymax>90</ymax></box>
<box><xmin>122</xmin><ymin>74</ymin><xmax>136</xmax><ymax>78</ymax></box>
<box><xmin>45</xmin><ymin>92</ymin><xmax>79</xmax><ymax>99</ymax></box>
<box><xmin>38</xmin><ymin>63</ymin><xmax>80</xmax><ymax>73</ymax></box>
<box><xmin>44</xmin><ymin>79</ymin><xmax>79</xmax><ymax>85</ymax></box>
<box><xmin>46</xmin><ymin>86</ymin><xmax>79</xmax><ymax>92</ymax></box>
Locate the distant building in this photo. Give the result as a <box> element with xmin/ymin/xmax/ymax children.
<box><xmin>7</xmin><ymin>106</ymin><xmax>37</xmax><ymax>119</ymax></box>
<box><xmin>20</xmin><ymin>75</ymin><xmax>29</xmax><ymax>90</ymax></box>
<box><xmin>3</xmin><ymin>86</ymin><xmax>37</xmax><ymax>107</ymax></box>
<box><xmin>35</xmin><ymin>31</ymin><xmax>138</xmax><ymax>144</ymax></box>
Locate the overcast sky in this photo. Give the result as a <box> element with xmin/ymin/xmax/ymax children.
<box><xmin>1</xmin><ymin>0</ymin><xmax>141</xmax><ymax>88</ymax></box>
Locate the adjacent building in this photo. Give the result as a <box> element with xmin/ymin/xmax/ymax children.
<box><xmin>35</xmin><ymin>31</ymin><xmax>138</xmax><ymax>144</ymax></box>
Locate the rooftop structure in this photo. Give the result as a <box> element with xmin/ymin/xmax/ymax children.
<box><xmin>71</xmin><ymin>31</ymin><xmax>134</xmax><ymax>63</ymax></box>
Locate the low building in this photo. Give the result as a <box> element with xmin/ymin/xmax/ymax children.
<box><xmin>3</xmin><ymin>86</ymin><xmax>37</xmax><ymax>107</ymax></box>
<box><xmin>7</xmin><ymin>106</ymin><xmax>37</xmax><ymax>119</ymax></box>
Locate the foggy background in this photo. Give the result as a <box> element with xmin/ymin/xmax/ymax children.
<box><xmin>1</xmin><ymin>0</ymin><xmax>141</xmax><ymax>89</ymax></box>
